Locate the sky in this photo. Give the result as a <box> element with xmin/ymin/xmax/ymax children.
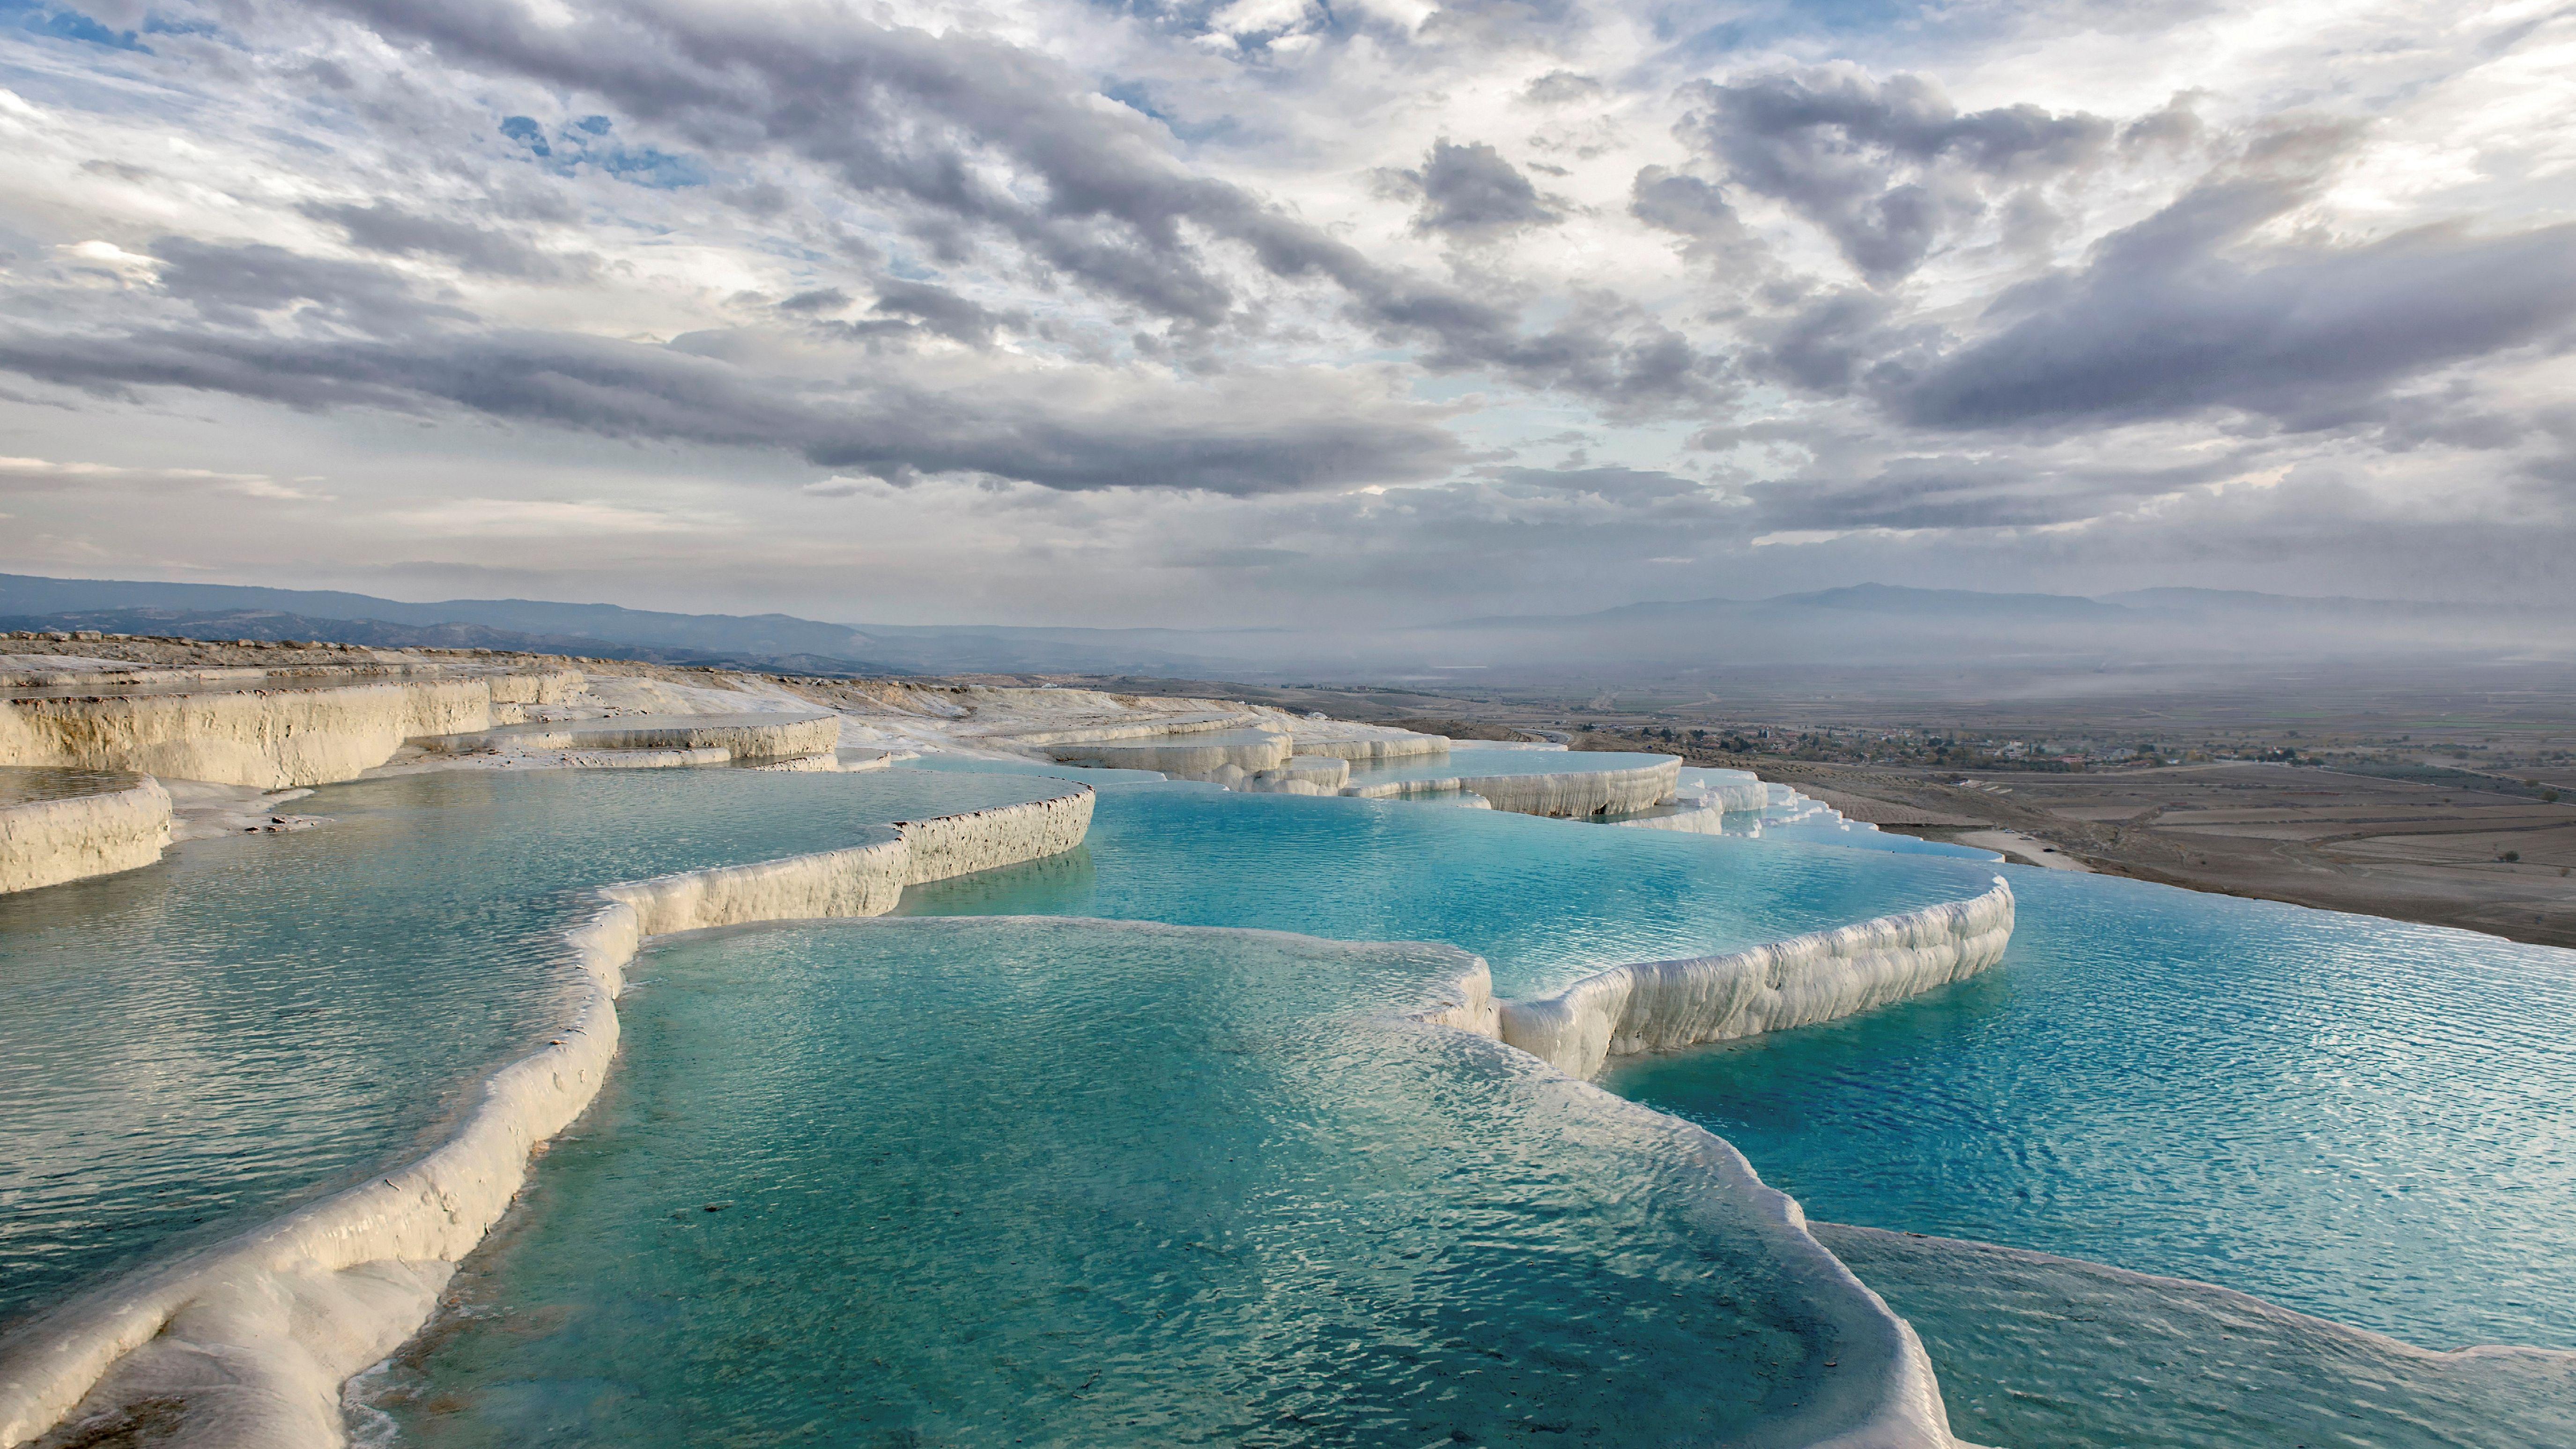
<box><xmin>0</xmin><ymin>0</ymin><xmax>2569</xmax><ymax>627</ymax></box>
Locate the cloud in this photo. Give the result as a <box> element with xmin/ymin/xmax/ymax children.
<box><xmin>0</xmin><ymin>303</ymin><xmax>1465</xmax><ymax>495</ymax></box>
<box><xmin>1630</xmin><ymin>166</ymin><xmax>1759</xmax><ymax>271</ymax></box>
<box><xmin>147</xmin><ymin>237</ymin><xmax>472</xmax><ymax>328</ymax></box>
<box><xmin>868</xmin><ymin>279</ymin><xmax>1022</xmax><ymax>347</ymax></box>
<box><xmin>311</xmin><ymin>0</ymin><xmax>1673</xmax><ymax>401</ymax></box>
<box><xmin>1395</xmin><ymin>140</ymin><xmax>1560</xmax><ymax>239</ymax></box>
<box><xmin>2</xmin><ymin>0</ymin><xmax>2574</xmax><ymax>623</ymax></box>
<box><xmin>0</xmin><ymin>454</ymin><xmax>323</xmax><ymax>500</ymax></box>
<box><xmin>302</xmin><ymin>201</ymin><xmax>589</xmax><ymax>280</ymax></box>
<box><xmin>1879</xmin><ymin>172</ymin><xmax>2576</xmax><ymax>432</ymax></box>
<box><xmin>1670</xmin><ymin>68</ymin><xmax>2110</xmax><ymax>282</ymax></box>
<box><xmin>1740</xmin><ymin>449</ymin><xmax>2253</xmax><ymax>531</ymax></box>
<box><xmin>391</xmin><ymin>496</ymin><xmax>715</xmax><ymax>534</ymax></box>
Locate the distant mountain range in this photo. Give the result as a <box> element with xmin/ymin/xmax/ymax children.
<box><xmin>2</xmin><ymin>573</ymin><xmax>2563</xmax><ymax>684</ymax></box>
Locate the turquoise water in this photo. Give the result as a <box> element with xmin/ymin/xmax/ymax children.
<box><xmin>0</xmin><ymin>765</ymin><xmax>1066</xmax><ymax>1325</ymax></box>
<box><xmin>370</xmin><ymin>917</ymin><xmax>1906</xmax><ymax>1449</ymax></box>
<box><xmin>1342</xmin><ymin>746</ymin><xmax>1673</xmax><ymax>788</ymax></box>
<box><xmin>1606</xmin><ymin>870</ymin><xmax>2576</xmax><ymax>1352</ymax></box>
<box><xmin>1813</xmin><ymin>1224</ymin><xmax>2576</xmax><ymax>1449</ymax></box>
<box><xmin>17</xmin><ymin>750</ymin><xmax>2574</xmax><ymax>1449</ymax></box>
<box><xmin>893</xmin><ymin>774</ymin><xmax>1998</xmax><ymax>997</ymax></box>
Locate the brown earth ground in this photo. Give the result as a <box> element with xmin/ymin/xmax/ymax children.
<box><xmin>1667</xmin><ymin>754</ymin><xmax>2576</xmax><ymax>948</ymax></box>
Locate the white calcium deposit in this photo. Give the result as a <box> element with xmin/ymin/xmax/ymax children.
<box><xmin>0</xmin><ymin>680</ymin><xmax>498</xmax><ymax>789</ymax></box>
<box><xmin>1496</xmin><ymin>880</ymin><xmax>2017</xmax><ymax>1080</ymax></box>
<box><xmin>1041</xmin><ymin>727</ymin><xmax>1294</xmax><ymax>775</ymax></box>
<box><xmin>0</xmin><ymin>662</ymin><xmax>595</xmax><ymax>790</ymax></box>
<box><xmin>0</xmin><ymin>775</ymin><xmax>172</xmax><ymax>895</ymax></box>
<box><xmin>1346</xmin><ymin>758</ymin><xmax>1682</xmax><ymax>818</ymax></box>
<box><xmin>0</xmin><ymin>786</ymin><xmax>1096</xmax><ymax>1449</ymax></box>
<box><xmin>427</xmin><ymin>712</ymin><xmax>843</xmax><ymax>762</ymax></box>
<box><xmin>1612</xmin><ymin>801</ymin><xmax>1727</xmax><ymax>834</ymax></box>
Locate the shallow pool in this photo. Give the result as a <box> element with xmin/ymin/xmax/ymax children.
<box><xmin>894</xmin><ymin>775</ymin><xmax>1999</xmax><ymax>998</ymax></box>
<box><xmin>367</xmin><ymin>917</ymin><xmax>1913</xmax><ymax>1449</ymax></box>
<box><xmin>0</xmin><ymin>765</ymin><xmax>1067</xmax><ymax>1324</ymax></box>
<box><xmin>1606</xmin><ymin>869</ymin><xmax>2576</xmax><ymax>1351</ymax></box>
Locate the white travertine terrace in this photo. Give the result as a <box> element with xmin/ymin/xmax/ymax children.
<box><xmin>1695</xmin><ymin>778</ymin><xmax>1773</xmax><ymax>813</ymax></box>
<box><xmin>1613</xmin><ymin>801</ymin><xmax>1726</xmax><ymax>833</ymax></box>
<box><xmin>0</xmin><ymin>774</ymin><xmax>172</xmax><ymax>895</ymax></box>
<box><xmin>0</xmin><ymin>666</ymin><xmax>585</xmax><ymax>790</ymax></box>
<box><xmin>1277</xmin><ymin>719</ymin><xmax>1452</xmax><ymax>761</ymax></box>
<box><xmin>0</xmin><ymin>786</ymin><xmax>1097</xmax><ymax>1449</ymax></box>
<box><xmin>1495</xmin><ymin>880</ymin><xmax>2018</xmax><ymax>1080</ymax></box>
<box><xmin>0</xmin><ymin>652</ymin><xmax>2021</xmax><ymax>1449</ymax></box>
<box><xmin>425</xmin><ymin>712</ymin><xmax>843</xmax><ymax>762</ymax></box>
<box><xmin>1039</xmin><ymin>726</ymin><xmax>1294</xmax><ymax>776</ymax></box>
<box><xmin>1345</xmin><ymin>757</ymin><xmax>1682</xmax><ymax>818</ymax></box>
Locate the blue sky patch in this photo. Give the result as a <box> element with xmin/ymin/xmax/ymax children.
<box><xmin>1</xmin><ymin>0</ymin><xmax>147</xmax><ymax>52</ymax></box>
<box><xmin>497</xmin><ymin>112</ymin><xmax>707</xmax><ymax>187</ymax></box>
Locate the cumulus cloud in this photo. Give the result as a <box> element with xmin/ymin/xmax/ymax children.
<box><xmin>1670</xmin><ymin>68</ymin><xmax>2109</xmax><ymax>282</ymax></box>
<box><xmin>1395</xmin><ymin>140</ymin><xmax>1561</xmax><ymax>239</ymax></box>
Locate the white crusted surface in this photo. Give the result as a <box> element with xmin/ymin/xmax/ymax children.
<box><xmin>0</xmin><ymin>681</ymin><xmax>497</xmax><ymax>789</ymax></box>
<box><xmin>429</xmin><ymin>713</ymin><xmax>842</xmax><ymax>761</ymax></box>
<box><xmin>1346</xmin><ymin>759</ymin><xmax>1680</xmax><ymax>818</ymax></box>
<box><xmin>1041</xmin><ymin>728</ymin><xmax>1292</xmax><ymax>776</ymax></box>
<box><xmin>0</xmin><ymin>775</ymin><xmax>171</xmax><ymax>895</ymax></box>
<box><xmin>1497</xmin><ymin>880</ymin><xmax>2017</xmax><ymax>1081</ymax></box>
<box><xmin>1611</xmin><ymin>800</ymin><xmax>1728</xmax><ymax>834</ymax></box>
<box><xmin>1281</xmin><ymin>720</ymin><xmax>1451</xmax><ymax>761</ymax></box>
<box><xmin>895</xmin><ymin>792</ymin><xmax>1097</xmax><ymax>884</ymax></box>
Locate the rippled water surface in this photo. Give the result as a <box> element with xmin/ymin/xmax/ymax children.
<box><xmin>0</xmin><ymin>765</ymin><xmax>1067</xmax><ymax>1323</ymax></box>
<box><xmin>1607</xmin><ymin>870</ymin><xmax>2576</xmax><ymax>1350</ymax></box>
<box><xmin>374</xmin><ymin>917</ymin><xmax>1896</xmax><ymax>1449</ymax></box>
<box><xmin>1814</xmin><ymin>1223</ymin><xmax>2576</xmax><ymax>1449</ymax></box>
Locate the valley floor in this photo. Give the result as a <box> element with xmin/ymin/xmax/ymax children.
<box><xmin>1724</xmin><ymin>757</ymin><xmax>2576</xmax><ymax>949</ymax></box>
